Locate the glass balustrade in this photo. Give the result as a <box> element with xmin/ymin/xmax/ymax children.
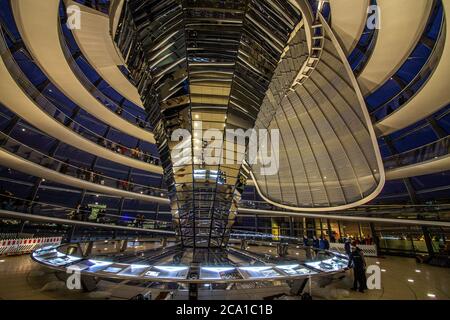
<box><xmin>0</xmin><ymin>192</ymin><xmax>171</xmax><ymax>231</ymax></box>
<box><xmin>0</xmin><ymin>26</ymin><xmax>161</xmax><ymax>167</ymax></box>
<box><xmin>60</xmin><ymin>25</ymin><xmax>153</xmax><ymax>131</ymax></box>
<box><xmin>384</xmin><ymin>136</ymin><xmax>450</xmax><ymax>169</ymax></box>
<box><xmin>0</xmin><ymin>131</ymin><xmax>167</xmax><ymax>198</ymax></box>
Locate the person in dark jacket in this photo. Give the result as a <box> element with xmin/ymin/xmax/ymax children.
<box><xmin>323</xmin><ymin>237</ymin><xmax>330</xmax><ymax>250</ymax></box>
<box><xmin>303</xmin><ymin>236</ymin><xmax>309</xmax><ymax>247</ymax></box>
<box><xmin>319</xmin><ymin>236</ymin><xmax>325</xmax><ymax>250</ymax></box>
<box><xmin>348</xmin><ymin>245</ymin><xmax>367</xmax><ymax>293</ymax></box>
<box><xmin>344</xmin><ymin>239</ymin><xmax>351</xmax><ymax>256</ymax></box>
<box><xmin>313</xmin><ymin>236</ymin><xmax>320</xmax><ymax>249</ymax></box>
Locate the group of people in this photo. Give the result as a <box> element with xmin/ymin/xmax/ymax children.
<box><xmin>337</xmin><ymin>235</ymin><xmax>374</xmax><ymax>246</ymax></box>
<box><xmin>0</xmin><ymin>189</ymin><xmax>40</xmax><ymax>214</ymax></box>
<box><xmin>116</xmin><ymin>178</ymin><xmax>135</xmax><ymax>191</ymax></box>
<box><xmin>59</xmin><ymin>158</ymin><xmax>164</xmax><ymax>196</ymax></box>
<box><xmin>0</xmin><ymin>189</ymin><xmax>19</xmax><ymax>211</ymax></box>
<box><xmin>59</xmin><ymin>158</ymin><xmax>165</xmax><ymax>196</ymax></box>
<box><xmin>133</xmin><ymin>214</ymin><xmax>146</xmax><ymax>228</ymax></box>
<box><xmin>114</xmin><ymin>106</ymin><xmax>147</xmax><ymax>129</ymax></box>
<box><xmin>74</xmin><ymin>166</ymin><xmax>105</xmax><ymax>185</ymax></box>
<box><xmin>67</xmin><ymin>204</ymin><xmax>90</xmax><ymax>221</ymax></box>
<box><xmin>67</xmin><ymin>204</ymin><xmax>106</xmax><ymax>223</ymax></box>
<box><xmin>59</xmin><ymin>159</ymin><xmax>106</xmax><ymax>184</ymax></box>
<box><xmin>97</xmin><ymin>137</ymin><xmax>160</xmax><ymax>165</ymax></box>
<box><xmin>303</xmin><ymin>235</ymin><xmax>331</xmax><ymax>250</ymax></box>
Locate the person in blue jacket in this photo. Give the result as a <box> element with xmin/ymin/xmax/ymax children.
<box><xmin>319</xmin><ymin>236</ymin><xmax>325</xmax><ymax>249</ymax></box>
<box><xmin>313</xmin><ymin>236</ymin><xmax>320</xmax><ymax>249</ymax></box>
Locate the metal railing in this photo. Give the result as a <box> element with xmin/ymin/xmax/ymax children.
<box><xmin>370</xmin><ymin>2</ymin><xmax>446</xmax><ymax>122</ymax></box>
<box><xmin>60</xmin><ymin>26</ymin><xmax>153</xmax><ymax>131</ymax></box>
<box><xmin>0</xmin><ymin>193</ymin><xmax>171</xmax><ymax>231</ymax></box>
<box><xmin>239</xmin><ymin>199</ymin><xmax>450</xmax><ymax>219</ymax></box>
<box><xmin>0</xmin><ymin>131</ymin><xmax>167</xmax><ymax>197</ymax></box>
<box><xmin>384</xmin><ymin>135</ymin><xmax>450</xmax><ymax>169</ymax></box>
<box><xmin>0</xmin><ymin>26</ymin><xmax>160</xmax><ymax>166</ymax></box>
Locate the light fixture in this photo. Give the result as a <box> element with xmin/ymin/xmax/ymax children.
<box><xmin>239</xmin><ymin>266</ymin><xmax>272</xmax><ymax>272</ymax></box>
<box><xmin>415</xmin><ymin>269</ymin><xmax>421</xmax><ymax>273</ymax></box>
<box><xmin>130</xmin><ymin>264</ymin><xmax>150</xmax><ymax>268</ymax></box>
<box><xmin>88</xmin><ymin>260</ymin><xmax>111</xmax><ymax>266</ymax></box>
<box><xmin>381</xmin><ymin>269</ymin><xmax>386</xmax><ymax>272</ymax></box>
<box><xmin>154</xmin><ymin>266</ymin><xmax>188</xmax><ymax>272</ymax></box>
<box><xmin>202</xmin><ymin>267</ymin><xmax>235</xmax><ymax>273</ymax></box>
<box><xmin>407</xmin><ymin>279</ymin><xmax>414</xmax><ymax>283</ymax></box>
<box><xmin>21</xmin><ymin>128</ymin><xmax>26</xmax><ymax>132</ymax></box>
<box><xmin>427</xmin><ymin>293</ymin><xmax>436</xmax><ymax>298</ymax></box>
<box><xmin>277</xmin><ymin>264</ymin><xmax>299</xmax><ymax>270</ymax></box>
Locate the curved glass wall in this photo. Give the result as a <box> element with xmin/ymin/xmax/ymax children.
<box><xmin>59</xmin><ymin>4</ymin><xmax>154</xmax><ymax>131</ymax></box>
<box><xmin>379</xmin><ymin>104</ymin><xmax>450</xmax><ymax>157</ymax></box>
<box><xmin>384</xmin><ymin>136</ymin><xmax>449</xmax><ymax>169</ymax></box>
<box><xmin>366</xmin><ymin>0</ymin><xmax>445</xmax><ymax>121</ymax></box>
<box><xmin>0</xmin><ymin>131</ymin><xmax>167</xmax><ymax>197</ymax></box>
<box><xmin>0</xmin><ymin>169</ymin><xmax>172</xmax><ymax>231</ymax></box>
<box><xmin>0</xmin><ymin>25</ymin><xmax>160</xmax><ymax>165</ymax></box>
<box><xmin>348</xmin><ymin>0</ymin><xmax>378</xmax><ymax>75</ymax></box>
<box><xmin>0</xmin><ymin>107</ymin><xmax>162</xmax><ymax>184</ymax></box>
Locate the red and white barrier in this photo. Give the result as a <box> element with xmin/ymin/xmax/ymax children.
<box><xmin>0</xmin><ymin>237</ymin><xmax>62</xmax><ymax>256</ymax></box>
